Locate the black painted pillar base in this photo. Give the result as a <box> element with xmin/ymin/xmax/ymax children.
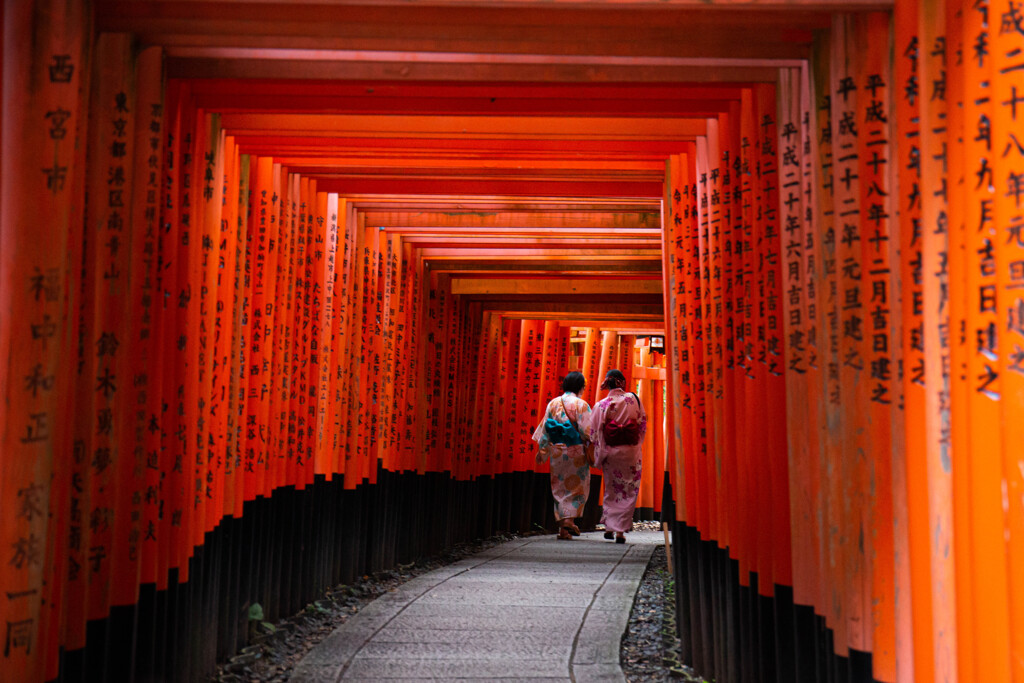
<box><xmin>662</xmin><ymin>474</ymin><xmax>882</xmax><ymax>683</ymax></box>
<box><xmin>50</xmin><ymin>469</ymin><xmax>561</xmax><ymax>683</ymax></box>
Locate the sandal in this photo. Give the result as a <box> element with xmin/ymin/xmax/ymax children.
<box><xmin>566</xmin><ymin>522</ymin><xmax>581</xmax><ymax>536</ymax></box>
<box><xmin>557</xmin><ymin>528</ymin><xmax>573</xmax><ymax>541</ymax></box>
<box><xmin>603</xmin><ymin>531</ymin><xmax>614</xmax><ymax>540</ymax></box>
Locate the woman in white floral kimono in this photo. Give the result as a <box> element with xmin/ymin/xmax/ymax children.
<box><xmin>532</xmin><ymin>371</ymin><xmax>593</xmax><ymax>540</ymax></box>
<box><xmin>585</xmin><ymin>369</ymin><xmax>647</xmax><ymax>543</ymax></box>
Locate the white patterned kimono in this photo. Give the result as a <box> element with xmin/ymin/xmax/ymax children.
<box><xmin>532</xmin><ymin>392</ymin><xmax>593</xmax><ymax>521</ymax></box>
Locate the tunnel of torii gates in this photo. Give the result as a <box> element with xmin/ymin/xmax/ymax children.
<box><xmin>5</xmin><ymin>0</ymin><xmax>1024</xmax><ymax>682</ymax></box>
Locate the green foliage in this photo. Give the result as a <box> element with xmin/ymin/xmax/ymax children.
<box><xmin>306</xmin><ymin>601</ymin><xmax>330</xmax><ymax>615</ymax></box>
<box><xmin>247</xmin><ymin>603</ymin><xmax>264</xmax><ymax>621</ymax></box>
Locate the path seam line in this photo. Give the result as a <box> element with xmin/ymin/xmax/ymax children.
<box><xmin>334</xmin><ymin>538</ymin><xmax>535</xmax><ymax>682</ymax></box>
<box><xmin>567</xmin><ymin>543</ymin><xmax>637</xmax><ymax>683</ymax></box>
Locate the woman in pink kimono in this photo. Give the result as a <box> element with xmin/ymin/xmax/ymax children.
<box><xmin>585</xmin><ymin>369</ymin><xmax>647</xmax><ymax>544</ymax></box>
<box><xmin>532</xmin><ymin>371</ymin><xmax>593</xmax><ymax>540</ymax></box>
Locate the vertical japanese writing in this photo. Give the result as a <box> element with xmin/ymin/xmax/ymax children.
<box><xmin>993</xmin><ymin>1</ymin><xmax>1024</xmax><ymax>674</ymax></box>
<box><xmin>127</xmin><ymin>49</ymin><xmax>165</xmax><ymax>586</ymax></box>
<box><xmin>3</xmin><ymin>7</ymin><xmax>86</xmax><ymax>671</ymax></box>
<box><xmin>919</xmin><ymin>0</ymin><xmax>958</xmax><ymax>673</ymax></box>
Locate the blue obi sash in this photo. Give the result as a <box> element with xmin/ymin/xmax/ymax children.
<box><xmin>545</xmin><ymin>416</ymin><xmax>583</xmax><ymax>446</ymax></box>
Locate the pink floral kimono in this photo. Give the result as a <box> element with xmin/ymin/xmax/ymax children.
<box><xmin>532</xmin><ymin>392</ymin><xmax>593</xmax><ymax>521</ymax></box>
<box><xmin>584</xmin><ymin>388</ymin><xmax>647</xmax><ymax>533</ymax></box>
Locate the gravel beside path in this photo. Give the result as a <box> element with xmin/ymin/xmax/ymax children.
<box><xmin>620</xmin><ymin>541</ymin><xmax>705</xmax><ymax>682</ymax></box>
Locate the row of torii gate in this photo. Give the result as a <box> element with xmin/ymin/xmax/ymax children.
<box><xmin>3</xmin><ymin>0</ymin><xmax>1024</xmax><ymax>682</ymax></box>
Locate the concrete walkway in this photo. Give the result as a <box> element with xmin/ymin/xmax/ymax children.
<box><xmin>291</xmin><ymin>530</ymin><xmax>661</xmax><ymax>682</ymax></box>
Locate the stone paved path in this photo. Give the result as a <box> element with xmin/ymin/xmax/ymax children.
<box><xmin>291</xmin><ymin>530</ymin><xmax>661</xmax><ymax>682</ymax></box>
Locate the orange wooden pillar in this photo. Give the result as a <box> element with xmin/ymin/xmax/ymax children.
<box><xmin>198</xmin><ymin>117</ymin><xmax>226</xmax><ymax>529</ymax></box>
<box><xmin>891</xmin><ymin>3</ymin><xmax>923</xmax><ymax>678</ymax></box>
<box><xmin>437</xmin><ymin>273</ymin><xmax>458</xmax><ymax>476</ymax></box>
<box><xmin>991</xmin><ymin>1</ymin><xmax>1024</xmax><ymax>679</ymax></box>
<box><xmin>368</xmin><ymin>223</ymin><xmax>385</xmax><ymax>482</ymax></box>
<box><xmin>537</xmin><ymin>321</ymin><xmax>561</xmax><ymax>422</ymax></box>
<box><xmin>0</xmin><ymin>2</ymin><xmax>89</xmax><ymax>678</ymax></box>
<box><xmin>828</xmin><ymin>18</ymin><xmax>864</xmax><ymax>653</ymax></box>
<box><xmin>756</xmin><ymin>82</ymin><xmax>791</xmax><ymax>595</ymax></box>
<box><xmin>651</xmin><ymin>365</ymin><xmax>665</xmax><ymax>515</ymax></box>
<box><xmin>674</xmin><ymin>152</ymin><xmax>700</xmax><ymax>526</ymax></box>
<box><xmin>404</xmin><ymin>240</ymin><xmax>425</xmax><ymax>477</ymax></box>
<box><xmin>183</xmin><ymin>106</ymin><xmax>208</xmax><ymax>549</ymax></box>
<box><xmin>311</xmin><ymin>191</ymin><xmax>335</xmax><ymax>479</ymax></box>
<box><xmin>686</xmin><ymin>144</ymin><xmax>709</xmax><ymax>549</ymax></box>
<box><xmin>804</xmin><ymin>60</ymin><xmax>828</xmax><ymax>644</ymax></box>
<box><xmin>242</xmin><ymin>157</ymin><xmax>274</xmax><ymax>500</ymax></box>
<box><xmin>331</xmin><ymin>200</ymin><xmax>357</xmax><ymax>481</ymax></box>
<box><xmin>744</xmin><ymin>86</ymin><xmax>770</xmax><ymax>592</ymax></box>
<box><xmin>126</xmin><ymin>47</ymin><xmax>167</xmax><ymax>586</ymax></box>
<box><xmin>707</xmin><ymin>115</ymin><xmax>730</xmax><ymax>553</ymax></box>
<box><xmin>84</xmin><ymin>32</ymin><xmax>139</xmax><ymax>631</ymax></box>
<box><xmin>696</xmin><ymin>133</ymin><xmax>716</xmax><ymax>547</ymax></box>
<box><xmin>226</xmin><ymin>151</ymin><xmax>251</xmax><ymax>519</ymax></box>
<box><xmin>857</xmin><ymin>13</ymin><xmax>897</xmax><ymax>677</ymax></box>
<box><xmin>500</xmin><ymin>318</ymin><xmax>520</xmax><ymax>472</ymax></box>
<box><xmin>122</xmin><ymin>36</ymin><xmax>170</xmax><ymax>616</ymax></box>
<box><xmin>779</xmin><ymin>65</ymin><xmax>816</xmax><ymax>618</ymax></box>
<box><xmin>452</xmin><ymin>300</ymin><xmax>478</xmax><ymax>481</ymax></box>
<box><xmin>943</xmin><ymin>2</ymin><xmax>975</xmax><ymax>675</ymax></box>
<box><xmin>424</xmin><ymin>266</ymin><xmax>445</xmax><ymax>478</ymax></box>
<box><xmin>797</xmin><ymin>58</ymin><xmax>828</xmax><ymax>643</ymax></box>
<box><xmin>662</xmin><ymin>154</ymin><xmax>691</xmax><ymax>522</ymax></box>
<box><xmin>699</xmin><ymin>126</ymin><xmax>725</xmax><ymax>549</ymax></box>
<box><xmin>918</xmin><ymin>0</ymin><xmax>958</xmax><ymax>675</ymax></box>
<box><xmin>618</xmin><ymin>335</ymin><xmax>635</xmax><ymax>391</ymax></box>
<box><xmin>356</xmin><ymin>205</ymin><xmax>371</xmax><ymax>475</ymax></box>
<box><xmin>516</xmin><ymin>320</ymin><xmax>544</xmax><ymax>471</ymax></box>
<box><xmin>579</xmin><ymin>327</ymin><xmax>599</xmax><ymax>405</ymax></box>
<box><xmin>738</xmin><ymin>89</ymin><xmax>759</xmax><ymax>589</ymax></box>
<box><xmin>413</xmin><ymin>248</ymin><xmax>434</xmax><ymax>477</ymax></box>
<box><xmin>393</xmin><ymin>234</ymin><xmax>415</xmax><ymax>474</ymax></box>
<box><xmin>596</xmin><ymin>329</ymin><xmax>617</xmax><ymax>396</ymax></box>
<box><xmin>718</xmin><ymin>107</ymin><xmax>740</xmax><ymax>565</ymax></box>
<box><xmin>482</xmin><ymin>313</ymin><xmax>503</xmax><ymax>478</ymax></box>
<box><xmin>268</xmin><ymin>172</ymin><xmax>294</xmax><ymax>485</ymax></box>
<box><xmin>170</xmin><ymin>86</ymin><xmax>198</xmax><ymax>582</ymax></box>
<box><xmin>636</xmin><ymin>341</ymin><xmax>656</xmax><ymax>512</ymax></box>
<box><xmin>379</xmin><ymin>230</ymin><xmax>402</xmax><ymax>474</ymax></box>
<box><xmin>292</xmin><ymin>177</ymin><xmax>314</xmax><ymax>487</ymax></box>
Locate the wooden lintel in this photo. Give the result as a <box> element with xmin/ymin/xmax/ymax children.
<box><xmin>425</xmin><ymin>260</ymin><xmax>662</xmax><ymax>273</ymax></box>
<box><xmin>631</xmin><ymin>366</ymin><xmax>668</xmax><ymax>380</ymax></box>
<box><xmin>417</xmin><ymin>248</ymin><xmax>661</xmax><ymax>257</ymax></box>
<box><xmin>347</xmin><ymin>195</ymin><xmax>662</xmax><ymax>211</ymax></box>
<box><xmin>315</xmin><ymin>177</ymin><xmax>665</xmax><ymax>198</ymax></box>
<box><xmin>402</xmin><ymin>236</ymin><xmax>662</xmax><ymax>248</ymax></box>
<box><xmin>369</xmin><ymin>216</ymin><xmax>661</xmax><ymax>230</ymax></box>
<box><xmin>231</xmin><ymin>136</ymin><xmax>696</xmax><ymax>158</ymax></box>
<box><xmin>479</xmin><ymin>301</ymin><xmax>663</xmax><ymax>314</ymax></box>
<box><xmin>218</xmin><ymin>113</ymin><xmax>709</xmax><ymax>139</ymax></box>
<box><xmin>168</xmin><ymin>57</ymin><xmax>784</xmax><ymax>85</ymax></box>
<box><xmin>452</xmin><ymin>277</ymin><xmax>661</xmax><ymax>295</ymax></box>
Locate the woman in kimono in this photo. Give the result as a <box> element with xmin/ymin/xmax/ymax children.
<box><xmin>532</xmin><ymin>371</ymin><xmax>593</xmax><ymax>540</ymax></box>
<box><xmin>586</xmin><ymin>369</ymin><xmax>647</xmax><ymax>544</ymax></box>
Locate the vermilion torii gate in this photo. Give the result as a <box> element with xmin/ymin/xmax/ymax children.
<box><xmin>2</xmin><ymin>1</ymin><xmax>1023</xmax><ymax>682</ymax></box>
